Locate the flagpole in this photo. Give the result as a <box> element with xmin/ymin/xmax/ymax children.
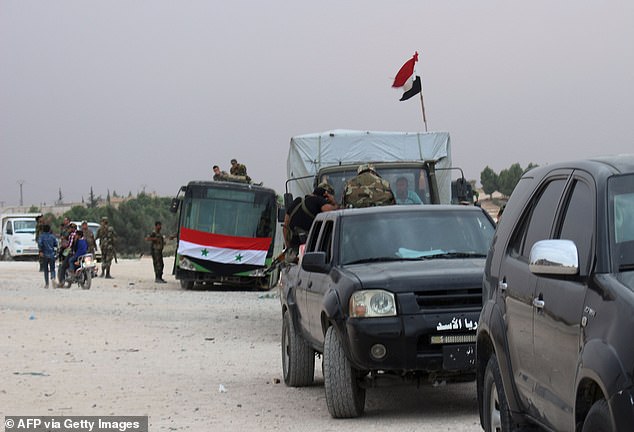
<box><xmin>419</xmin><ymin>86</ymin><xmax>428</xmax><ymax>132</ymax></box>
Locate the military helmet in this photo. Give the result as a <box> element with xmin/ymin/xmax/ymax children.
<box><xmin>317</xmin><ymin>182</ymin><xmax>335</xmax><ymax>194</ymax></box>
<box><xmin>357</xmin><ymin>163</ymin><xmax>375</xmax><ymax>174</ymax></box>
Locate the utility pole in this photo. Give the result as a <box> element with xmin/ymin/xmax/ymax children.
<box><xmin>17</xmin><ymin>180</ymin><xmax>25</xmax><ymax>207</ymax></box>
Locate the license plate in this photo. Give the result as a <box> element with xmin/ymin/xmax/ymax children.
<box><xmin>442</xmin><ymin>344</ymin><xmax>476</xmax><ymax>370</ymax></box>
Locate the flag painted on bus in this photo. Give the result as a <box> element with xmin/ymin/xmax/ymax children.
<box><xmin>177</xmin><ymin>227</ymin><xmax>272</xmax><ymax>266</ymax></box>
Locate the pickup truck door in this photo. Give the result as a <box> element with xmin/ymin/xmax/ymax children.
<box><xmin>305</xmin><ymin>219</ymin><xmax>335</xmax><ymax>344</ymax></box>
<box><xmin>294</xmin><ymin>220</ymin><xmax>323</xmax><ymax>342</ymax></box>
<box><xmin>497</xmin><ymin>174</ymin><xmax>569</xmax><ymax>417</ymax></box>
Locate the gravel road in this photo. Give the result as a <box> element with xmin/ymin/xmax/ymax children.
<box><xmin>0</xmin><ymin>258</ymin><xmax>481</xmax><ymax>431</ymax></box>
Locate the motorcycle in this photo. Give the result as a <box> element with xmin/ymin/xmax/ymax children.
<box><xmin>63</xmin><ymin>253</ymin><xmax>96</xmax><ymax>289</ymax></box>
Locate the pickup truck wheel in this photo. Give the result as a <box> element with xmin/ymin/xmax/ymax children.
<box><xmin>323</xmin><ymin>326</ymin><xmax>366</xmax><ymax>418</ymax></box>
<box><xmin>483</xmin><ymin>354</ymin><xmax>515</xmax><ymax>432</ymax></box>
<box><xmin>282</xmin><ymin>310</ymin><xmax>314</xmax><ymax>386</ymax></box>
<box><xmin>582</xmin><ymin>399</ymin><xmax>613</xmax><ymax>432</ymax></box>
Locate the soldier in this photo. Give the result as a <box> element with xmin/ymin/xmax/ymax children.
<box><xmin>212</xmin><ymin>165</ymin><xmax>228</xmax><ymax>181</ymax></box>
<box><xmin>96</xmin><ymin>216</ymin><xmax>116</xmax><ymax>279</ymax></box>
<box><xmin>283</xmin><ymin>182</ymin><xmax>337</xmax><ymax>263</ymax></box>
<box><xmin>342</xmin><ymin>164</ymin><xmax>396</xmax><ymax>208</ymax></box>
<box><xmin>230</xmin><ymin>158</ymin><xmax>251</xmax><ymax>183</ymax></box>
<box><xmin>145</xmin><ymin>221</ymin><xmax>167</xmax><ymax>283</ymax></box>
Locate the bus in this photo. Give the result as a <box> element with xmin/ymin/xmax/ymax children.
<box><xmin>170</xmin><ymin>180</ymin><xmax>280</xmax><ymax>289</ymax></box>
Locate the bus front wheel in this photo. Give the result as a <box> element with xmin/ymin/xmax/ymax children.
<box><xmin>180</xmin><ymin>280</ymin><xmax>194</xmax><ymax>290</ymax></box>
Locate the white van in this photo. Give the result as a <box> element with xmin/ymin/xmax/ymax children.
<box><xmin>0</xmin><ymin>213</ymin><xmax>40</xmax><ymax>260</ymax></box>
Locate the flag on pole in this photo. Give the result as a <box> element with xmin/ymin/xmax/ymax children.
<box><xmin>177</xmin><ymin>227</ymin><xmax>272</xmax><ymax>266</ymax></box>
<box><xmin>399</xmin><ymin>75</ymin><xmax>422</xmax><ymax>101</ymax></box>
<box><xmin>392</xmin><ymin>52</ymin><xmax>418</xmax><ymax>88</ymax></box>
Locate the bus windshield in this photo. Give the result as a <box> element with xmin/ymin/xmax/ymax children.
<box><xmin>181</xmin><ymin>184</ymin><xmax>276</xmax><ymax>239</ymax></box>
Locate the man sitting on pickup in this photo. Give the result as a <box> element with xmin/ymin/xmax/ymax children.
<box><xmin>283</xmin><ymin>183</ymin><xmax>337</xmax><ymax>263</ymax></box>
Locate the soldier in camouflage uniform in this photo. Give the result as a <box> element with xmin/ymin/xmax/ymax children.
<box><xmin>81</xmin><ymin>221</ymin><xmax>97</xmax><ymax>256</ymax></box>
<box><xmin>213</xmin><ymin>165</ymin><xmax>229</xmax><ymax>181</ymax></box>
<box><xmin>96</xmin><ymin>216</ymin><xmax>116</xmax><ymax>278</ymax></box>
<box><xmin>145</xmin><ymin>221</ymin><xmax>166</xmax><ymax>283</ymax></box>
<box><xmin>342</xmin><ymin>163</ymin><xmax>396</xmax><ymax>208</ymax></box>
<box><xmin>230</xmin><ymin>158</ymin><xmax>251</xmax><ymax>183</ymax></box>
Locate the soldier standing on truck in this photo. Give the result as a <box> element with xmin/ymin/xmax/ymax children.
<box><xmin>342</xmin><ymin>164</ymin><xmax>396</xmax><ymax>208</ymax></box>
<box><xmin>283</xmin><ymin>183</ymin><xmax>337</xmax><ymax>263</ymax></box>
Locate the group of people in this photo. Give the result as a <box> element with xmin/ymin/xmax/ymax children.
<box><xmin>35</xmin><ymin>212</ymin><xmax>171</xmax><ymax>288</ymax></box>
<box><xmin>283</xmin><ymin>163</ymin><xmax>423</xmax><ymax>262</ymax></box>
<box><xmin>36</xmin><ymin>216</ymin><xmax>116</xmax><ymax>288</ymax></box>
<box><xmin>212</xmin><ymin>158</ymin><xmax>252</xmax><ymax>183</ymax></box>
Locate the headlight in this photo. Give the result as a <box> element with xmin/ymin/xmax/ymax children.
<box><xmin>349</xmin><ymin>290</ymin><xmax>396</xmax><ymax>318</ymax></box>
<box><xmin>178</xmin><ymin>256</ymin><xmax>196</xmax><ymax>271</ymax></box>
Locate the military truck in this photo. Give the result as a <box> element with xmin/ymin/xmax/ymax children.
<box><xmin>285</xmin><ymin>129</ymin><xmax>453</xmax><ymax>206</ymax></box>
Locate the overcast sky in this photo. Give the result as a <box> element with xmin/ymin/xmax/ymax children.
<box><xmin>2</xmin><ymin>1</ymin><xmax>633</xmax><ymax>207</ymax></box>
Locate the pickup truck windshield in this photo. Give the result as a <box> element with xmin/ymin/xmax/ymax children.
<box><xmin>340</xmin><ymin>210</ymin><xmax>494</xmax><ymax>266</ymax></box>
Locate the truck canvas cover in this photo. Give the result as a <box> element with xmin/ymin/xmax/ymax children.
<box><xmin>287</xmin><ymin>129</ymin><xmax>452</xmax><ymax>203</ymax></box>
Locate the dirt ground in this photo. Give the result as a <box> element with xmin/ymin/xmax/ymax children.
<box><xmin>0</xmin><ymin>257</ymin><xmax>481</xmax><ymax>431</ymax></box>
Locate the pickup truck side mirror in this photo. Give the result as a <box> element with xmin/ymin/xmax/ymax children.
<box><xmin>284</xmin><ymin>193</ymin><xmax>294</xmax><ymax>210</ymax></box>
<box><xmin>277</xmin><ymin>207</ymin><xmax>286</xmax><ymax>223</ymax></box>
<box><xmin>301</xmin><ymin>251</ymin><xmax>330</xmax><ymax>273</ymax></box>
<box><xmin>529</xmin><ymin>239</ymin><xmax>579</xmax><ymax>276</ymax></box>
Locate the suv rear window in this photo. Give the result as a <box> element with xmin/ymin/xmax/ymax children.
<box><xmin>609</xmin><ymin>173</ymin><xmax>634</xmax><ymax>271</ymax></box>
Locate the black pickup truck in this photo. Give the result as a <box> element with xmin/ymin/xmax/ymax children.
<box><xmin>278</xmin><ymin>205</ymin><xmax>495</xmax><ymax>418</ymax></box>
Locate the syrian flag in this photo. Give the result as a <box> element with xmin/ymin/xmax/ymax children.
<box><xmin>392</xmin><ymin>52</ymin><xmax>422</xmax><ymax>101</ymax></box>
<box><xmin>177</xmin><ymin>227</ymin><xmax>272</xmax><ymax>266</ymax></box>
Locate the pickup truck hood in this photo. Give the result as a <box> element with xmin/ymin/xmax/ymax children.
<box><xmin>341</xmin><ymin>259</ymin><xmax>486</xmax><ymax>293</ymax></box>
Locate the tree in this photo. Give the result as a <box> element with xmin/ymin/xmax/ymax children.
<box><xmin>524</xmin><ymin>162</ymin><xmax>539</xmax><ymax>173</ymax></box>
<box><xmin>498</xmin><ymin>163</ymin><xmax>524</xmax><ymax>197</ymax></box>
<box><xmin>88</xmin><ymin>187</ymin><xmax>98</xmax><ymax>208</ymax></box>
<box><xmin>480</xmin><ymin>166</ymin><xmax>498</xmax><ymax>199</ymax></box>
